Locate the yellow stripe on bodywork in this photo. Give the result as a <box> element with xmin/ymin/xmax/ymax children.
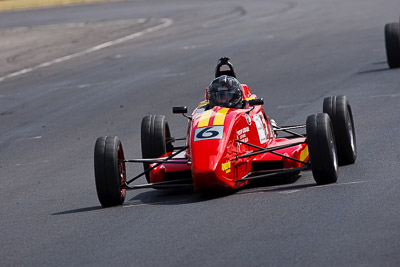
<box><xmin>300</xmin><ymin>145</ymin><xmax>309</xmax><ymax>161</ymax></box>
<box><xmin>213</xmin><ymin>108</ymin><xmax>229</xmax><ymax>125</ymax></box>
<box><xmin>197</xmin><ymin>110</ymin><xmax>213</xmax><ymax>127</ymax></box>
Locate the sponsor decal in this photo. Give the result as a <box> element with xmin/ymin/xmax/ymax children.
<box><xmin>237</xmin><ymin>127</ymin><xmax>249</xmax><ymax>136</ymax></box>
<box><xmin>221</xmin><ymin>161</ymin><xmax>231</xmax><ymax>173</ymax></box>
<box><xmin>260</xmin><ymin>114</ymin><xmax>269</xmax><ymax>137</ymax></box>
<box><xmin>253</xmin><ymin>112</ymin><xmax>267</xmax><ymax>144</ymax></box>
<box><xmin>236</xmin><ymin>126</ymin><xmax>250</xmax><ymax>152</ymax></box>
<box><xmin>300</xmin><ymin>145</ymin><xmax>309</xmax><ymax>161</ymax></box>
<box><xmin>193</xmin><ymin>126</ymin><xmax>224</xmax><ymax>141</ymax></box>
<box><xmin>237</xmin><ymin>127</ymin><xmax>249</xmax><ymax>143</ymax></box>
<box><xmin>245</xmin><ymin>113</ymin><xmax>252</xmax><ymax>126</ymax></box>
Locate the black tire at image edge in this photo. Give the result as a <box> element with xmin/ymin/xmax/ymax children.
<box><xmin>385</xmin><ymin>22</ymin><xmax>400</xmax><ymax>69</ymax></box>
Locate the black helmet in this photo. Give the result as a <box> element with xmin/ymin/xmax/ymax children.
<box><xmin>208</xmin><ymin>75</ymin><xmax>243</xmax><ymax>108</ymax></box>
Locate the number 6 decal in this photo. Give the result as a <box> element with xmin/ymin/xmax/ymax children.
<box><xmin>194</xmin><ymin>126</ymin><xmax>224</xmax><ymax>141</ymax></box>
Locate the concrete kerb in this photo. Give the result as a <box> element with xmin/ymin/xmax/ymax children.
<box><xmin>0</xmin><ymin>0</ymin><xmax>118</xmax><ymax>12</ymax></box>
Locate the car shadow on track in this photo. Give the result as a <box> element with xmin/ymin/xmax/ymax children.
<box><xmin>357</xmin><ymin>61</ymin><xmax>391</xmax><ymax>74</ymax></box>
<box><xmin>124</xmin><ymin>173</ymin><xmax>317</xmax><ymax>206</ymax></box>
<box><xmin>357</xmin><ymin>67</ymin><xmax>389</xmax><ymax>74</ymax></box>
<box><xmin>52</xmin><ymin>173</ymin><xmax>317</xmax><ymax>214</ymax></box>
<box><xmin>50</xmin><ymin>188</ymin><xmax>237</xmax><ymax>215</ymax></box>
<box><xmin>126</xmin><ymin>187</ymin><xmax>236</xmax><ymax>206</ymax></box>
<box><xmin>235</xmin><ymin>170</ymin><xmax>325</xmax><ymax>195</ymax></box>
<box><xmin>51</xmin><ymin>188</ymin><xmax>236</xmax><ymax>215</ymax></box>
<box><xmin>52</xmin><ymin>206</ymin><xmax>104</xmax><ymax>215</ymax></box>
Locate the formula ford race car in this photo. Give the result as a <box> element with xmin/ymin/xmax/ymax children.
<box><xmin>94</xmin><ymin>57</ymin><xmax>357</xmax><ymax>207</ymax></box>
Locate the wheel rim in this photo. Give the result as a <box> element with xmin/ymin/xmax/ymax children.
<box><xmin>346</xmin><ymin>110</ymin><xmax>356</xmax><ymax>153</ymax></box>
<box><xmin>118</xmin><ymin>145</ymin><xmax>126</xmax><ymax>195</ymax></box>
<box><xmin>165</xmin><ymin>125</ymin><xmax>174</xmax><ymax>152</ymax></box>
<box><xmin>332</xmin><ymin>142</ymin><xmax>338</xmax><ymax>172</ymax></box>
<box><xmin>165</xmin><ymin>128</ymin><xmax>170</xmax><ymax>145</ymax></box>
<box><xmin>330</xmin><ymin>127</ymin><xmax>338</xmax><ymax>172</ymax></box>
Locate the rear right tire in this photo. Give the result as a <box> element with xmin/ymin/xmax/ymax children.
<box><xmin>323</xmin><ymin>95</ymin><xmax>357</xmax><ymax>165</ymax></box>
<box><xmin>141</xmin><ymin>115</ymin><xmax>174</xmax><ymax>183</ymax></box>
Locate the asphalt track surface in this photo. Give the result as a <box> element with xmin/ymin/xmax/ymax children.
<box><xmin>1</xmin><ymin>0</ymin><xmax>400</xmax><ymax>266</ymax></box>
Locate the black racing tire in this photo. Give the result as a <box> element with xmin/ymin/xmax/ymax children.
<box><xmin>385</xmin><ymin>22</ymin><xmax>400</xmax><ymax>69</ymax></box>
<box><xmin>323</xmin><ymin>95</ymin><xmax>357</xmax><ymax>165</ymax></box>
<box><xmin>94</xmin><ymin>136</ymin><xmax>126</xmax><ymax>207</ymax></box>
<box><xmin>141</xmin><ymin>115</ymin><xmax>174</xmax><ymax>183</ymax></box>
<box><xmin>306</xmin><ymin>113</ymin><xmax>338</xmax><ymax>185</ymax></box>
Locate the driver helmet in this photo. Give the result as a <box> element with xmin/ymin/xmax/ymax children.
<box><xmin>208</xmin><ymin>75</ymin><xmax>243</xmax><ymax>108</ymax></box>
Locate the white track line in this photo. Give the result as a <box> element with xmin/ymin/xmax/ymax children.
<box><xmin>5</xmin><ymin>19</ymin><xmax>148</xmax><ymax>32</ymax></box>
<box><xmin>0</xmin><ymin>18</ymin><xmax>173</xmax><ymax>83</ymax></box>
<box><xmin>370</xmin><ymin>93</ymin><xmax>400</xmax><ymax>98</ymax></box>
<box><xmin>16</xmin><ymin>160</ymin><xmax>49</xmax><ymax>166</ymax></box>
<box><xmin>277</xmin><ymin>103</ymin><xmax>310</xmax><ymax>109</ymax></box>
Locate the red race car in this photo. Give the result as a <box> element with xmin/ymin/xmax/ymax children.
<box><xmin>94</xmin><ymin>57</ymin><xmax>357</xmax><ymax>207</ymax></box>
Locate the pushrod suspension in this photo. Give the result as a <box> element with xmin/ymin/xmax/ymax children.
<box><xmin>235</xmin><ymin>139</ymin><xmax>308</xmax><ymax>165</ymax></box>
<box><xmin>273</xmin><ymin>125</ymin><xmax>305</xmax><ymax>138</ymax></box>
<box><xmin>125</xmin><ymin>158</ymin><xmax>190</xmax><ymax>164</ymax></box>
<box><xmin>125</xmin><ymin>145</ymin><xmax>189</xmax><ymax>185</ymax></box>
<box><xmin>238</xmin><ymin>165</ymin><xmax>307</xmax><ymax>182</ymax></box>
<box><xmin>123</xmin><ymin>178</ymin><xmax>192</xmax><ymax>190</ymax></box>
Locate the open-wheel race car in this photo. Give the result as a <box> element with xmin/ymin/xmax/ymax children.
<box><xmin>385</xmin><ymin>17</ymin><xmax>400</xmax><ymax>68</ymax></box>
<box><xmin>94</xmin><ymin>57</ymin><xmax>357</xmax><ymax>207</ymax></box>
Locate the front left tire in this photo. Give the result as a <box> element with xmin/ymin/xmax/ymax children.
<box><xmin>94</xmin><ymin>136</ymin><xmax>126</xmax><ymax>207</ymax></box>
